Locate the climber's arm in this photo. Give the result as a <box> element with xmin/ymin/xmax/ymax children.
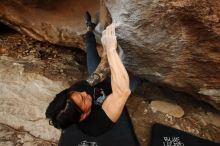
<box><xmin>101</xmin><ymin>24</ymin><xmax>131</xmax><ymax>122</ymax></box>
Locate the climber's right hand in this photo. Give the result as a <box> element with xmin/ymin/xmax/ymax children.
<box><xmin>101</xmin><ymin>24</ymin><xmax>117</xmax><ymax>53</ymax></box>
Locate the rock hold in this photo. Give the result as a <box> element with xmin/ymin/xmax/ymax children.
<box><xmin>150</xmin><ymin>100</ymin><xmax>185</xmax><ymax>118</ymax></box>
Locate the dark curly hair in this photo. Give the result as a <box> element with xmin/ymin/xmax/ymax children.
<box><xmin>45</xmin><ymin>89</ymin><xmax>83</xmax><ymax>129</ymax></box>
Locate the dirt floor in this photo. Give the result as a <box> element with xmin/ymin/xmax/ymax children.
<box><xmin>0</xmin><ymin>30</ymin><xmax>220</xmax><ymax>146</ymax></box>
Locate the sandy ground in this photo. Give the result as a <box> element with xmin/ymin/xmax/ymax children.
<box><xmin>0</xmin><ymin>31</ymin><xmax>220</xmax><ymax>146</ymax></box>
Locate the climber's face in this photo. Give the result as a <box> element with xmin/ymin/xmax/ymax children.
<box><xmin>69</xmin><ymin>91</ymin><xmax>92</xmax><ymax>121</ymax></box>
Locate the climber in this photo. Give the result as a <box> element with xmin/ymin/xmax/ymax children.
<box><xmin>45</xmin><ymin>12</ymin><xmax>141</xmax><ymax>136</ymax></box>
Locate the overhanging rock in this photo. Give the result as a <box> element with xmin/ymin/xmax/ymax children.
<box><xmin>0</xmin><ymin>0</ymin><xmax>219</xmax><ymax>109</ymax></box>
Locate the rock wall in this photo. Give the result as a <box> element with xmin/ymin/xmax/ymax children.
<box><xmin>0</xmin><ymin>0</ymin><xmax>219</xmax><ymax>109</ymax></box>
<box><xmin>0</xmin><ymin>0</ymin><xmax>100</xmax><ymax>49</ymax></box>
<box><xmin>0</xmin><ymin>56</ymin><xmax>67</xmax><ymax>143</ymax></box>
<box><xmin>105</xmin><ymin>0</ymin><xmax>220</xmax><ymax>109</ymax></box>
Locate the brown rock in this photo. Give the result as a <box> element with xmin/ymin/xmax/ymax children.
<box><xmin>0</xmin><ymin>0</ymin><xmax>100</xmax><ymax>49</ymax></box>
<box><xmin>150</xmin><ymin>100</ymin><xmax>184</xmax><ymax>118</ymax></box>
<box><xmin>0</xmin><ymin>124</ymin><xmax>56</xmax><ymax>146</ymax></box>
<box><xmin>0</xmin><ymin>48</ymin><xmax>7</xmax><ymax>54</ymax></box>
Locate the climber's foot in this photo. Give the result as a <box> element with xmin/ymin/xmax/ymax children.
<box><xmin>84</xmin><ymin>11</ymin><xmax>96</xmax><ymax>31</ymax></box>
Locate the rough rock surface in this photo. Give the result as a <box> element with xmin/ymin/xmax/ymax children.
<box><xmin>150</xmin><ymin>100</ymin><xmax>184</xmax><ymax>118</ymax></box>
<box><xmin>0</xmin><ymin>56</ymin><xmax>66</xmax><ymax>142</ymax></box>
<box><xmin>0</xmin><ymin>0</ymin><xmax>100</xmax><ymax>49</ymax></box>
<box><xmin>0</xmin><ymin>0</ymin><xmax>219</xmax><ymax>109</ymax></box>
<box><xmin>0</xmin><ymin>124</ymin><xmax>56</xmax><ymax>146</ymax></box>
<box><xmin>104</xmin><ymin>0</ymin><xmax>220</xmax><ymax>109</ymax></box>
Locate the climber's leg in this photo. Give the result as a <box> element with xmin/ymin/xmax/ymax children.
<box><xmin>85</xmin><ymin>31</ymin><xmax>101</xmax><ymax>75</ymax></box>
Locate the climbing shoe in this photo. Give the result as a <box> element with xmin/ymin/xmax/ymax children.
<box><xmin>84</xmin><ymin>11</ymin><xmax>96</xmax><ymax>30</ymax></box>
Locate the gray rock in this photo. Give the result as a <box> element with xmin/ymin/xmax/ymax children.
<box><xmin>0</xmin><ymin>56</ymin><xmax>68</xmax><ymax>142</ymax></box>
<box><xmin>150</xmin><ymin>100</ymin><xmax>184</xmax><ymax>118</ymax></box>
<box><xmin>104</xmin><ymin>0</ymin><xmax>220</xmax><ymax>109</ymax></box>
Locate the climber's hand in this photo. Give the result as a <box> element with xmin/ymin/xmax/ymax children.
<box><xmin>101</xmin><ymin>24</ymin><xmax>117</xmax><ymax>52</ymax></box>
